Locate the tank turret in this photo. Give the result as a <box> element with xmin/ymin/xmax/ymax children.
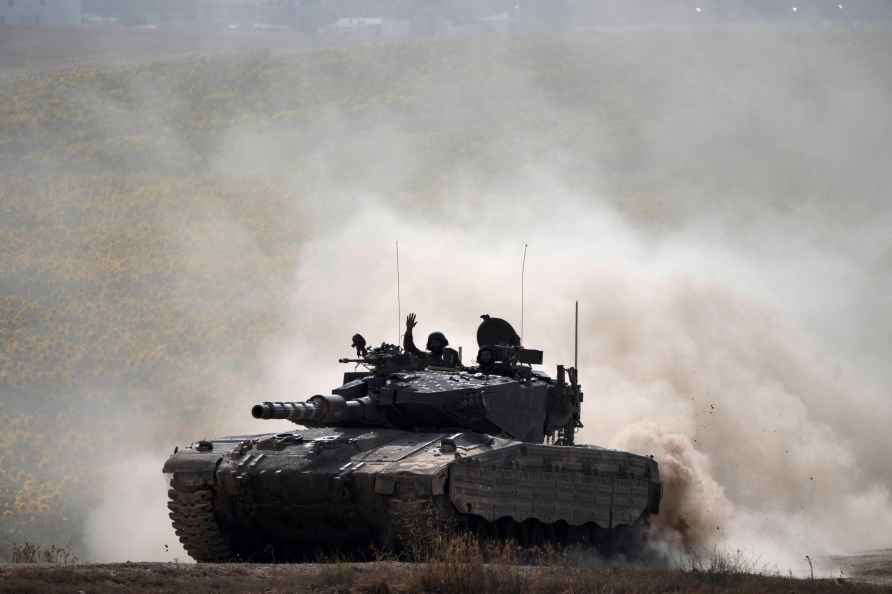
<box><xmin>250</xmin><ymin>315</ymin><xmax>584</xmax><ymax>444</ymax></box>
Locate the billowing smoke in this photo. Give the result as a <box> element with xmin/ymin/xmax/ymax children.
<box><xmin>2</xmin><ymin>27</ymin><xmax>890</xmax><ymax>573</ymax></box>
<box><xmin>83</xmin><ymin>455</ymin><xmax>188</xmax><ymax>563</ymax></box>
<box><xmin>263</xmin><ymin>186</ymin><xmax>892</xmax><ymax>573</ymax></box>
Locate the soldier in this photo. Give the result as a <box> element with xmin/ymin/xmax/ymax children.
<box><xmin>403</xmin><ymin>313</ymin><xmax>460</xmax><ymax>368</ymax></box>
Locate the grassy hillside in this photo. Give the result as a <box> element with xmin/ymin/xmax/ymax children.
<box><xmin>1</xmin><ymin>28</ymin><xmax>891</xmax><ymax>557</ymax></box>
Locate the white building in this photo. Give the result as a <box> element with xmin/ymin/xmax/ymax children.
<box><xmin>0</xmin><ymin>0</ymin><xmax>82</xmax><ymax>26</ymax></box>
<box><xmin>322</xmin><ymin>17</ymin><xmax>411</xmax><ymax>37</ymax></box>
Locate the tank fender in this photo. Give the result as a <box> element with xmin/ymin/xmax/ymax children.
<box><xmin>431</xmin><ymin>468</ymin><xmax>448</xmax><ymax>495</ymax></box>
<box><xmin>162</xmin><ymin>446</ymin><xmax>223</xmax><ymax>476</ymax></box>
<box><xmin>373</xmin><ymin>468</ymin><xmax>449</xmax><ymax>496</ymax></box>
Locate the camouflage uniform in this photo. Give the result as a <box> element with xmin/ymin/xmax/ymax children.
<box><xmin>403</xmin><ymin>315</ymin><xmax>460</xmax><ymax>368</ymax></box>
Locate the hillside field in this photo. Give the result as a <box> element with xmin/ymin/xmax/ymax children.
<box><xmin>2</xmin><ymin>25</ymin><xmax>892</xmax><ymax>590</ymax></box>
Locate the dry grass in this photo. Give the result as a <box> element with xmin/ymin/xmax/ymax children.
<box><xmin>8</xmin><ymin>542</ymin><xmax>78</xmax><ymax>564</ymax></box>
<box><xmin>0</xmin><ymin>523</ymin><xmax>886</xmax><ymax>592</ymax></box>
<box><xmin>316</xmin><ymin>562</ymin><xmax>357</xmax><ymax>594</ymax></box>
<box><xmin>0</xmin><ymin>559</ymin><xmax>884</xmax><ymax>594</ymax></box>
<box><xmin>407</xmin><ymin>533</ymin><xmax>533</xmax><ymax>594</ymax></box>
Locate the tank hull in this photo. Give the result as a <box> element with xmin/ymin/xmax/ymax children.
<box><xmin>164</xmin><ymin>428</ymin><xmax>661</xmax><ymax>561</ymax></box>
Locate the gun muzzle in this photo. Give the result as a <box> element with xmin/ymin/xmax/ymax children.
<box><xmin>251</xmin><ymin>394</ymin><xmax>356</xmax><ymax>425</ymax></box>
<box><xmin>251</xmin><ymin>394</ymin><xmax>387</xmax><ymax>427</ymax></box>
<box><xmin>252</xmin><ymin>401</ymin><xmax>322</xmax><ymax>422</ymax></box>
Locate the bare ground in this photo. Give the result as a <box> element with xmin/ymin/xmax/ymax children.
<box><xmin>0</xmin><ymin>560</ymin><xmax>890</xmax><ymax>594</ymax></box>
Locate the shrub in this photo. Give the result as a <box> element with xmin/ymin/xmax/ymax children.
<box><xmin>10</xmin><ymin>542</ymin><xmax>79</xmax><ymax>564</ymax></box>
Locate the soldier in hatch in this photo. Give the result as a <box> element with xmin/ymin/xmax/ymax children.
<box><xmin>404</xmin><ymin>313</ymin><xmax>460</xmax><ymax>368</ymax></box>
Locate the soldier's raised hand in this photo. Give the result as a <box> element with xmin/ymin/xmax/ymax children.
<box><xmin>406</xmin><ymin>313</ymin><xmax>418</xmax><ymax>330</ymax></box>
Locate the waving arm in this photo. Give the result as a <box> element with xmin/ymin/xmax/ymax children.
<box><xmin>403</xmin><ymin>313</ymin><xmax>423</xmax><ymax>355</ymax></box>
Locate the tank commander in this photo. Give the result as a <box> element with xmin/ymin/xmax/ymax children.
<box><xmin>404</xmin><ymin>313</ymin><xmax>460</xmax><ymax>368</ymax></box>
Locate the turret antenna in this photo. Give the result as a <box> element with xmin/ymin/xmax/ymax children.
<box><xmin>521</xmin><ymin>243</ymin><xmax>528</xmax><ymax>340</ymax></box>
<box><xmin>574</xmin><ymin>300</ymin><xmax>579</xmax><ymax>372</ymax></box>
<box><xmin>396</xmin><ymin>240</ymin><xmax>401</xmax><ymax>346</ymax></box>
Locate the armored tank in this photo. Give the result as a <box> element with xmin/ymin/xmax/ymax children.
<box><xmin>163</xmin><ymin>315</ymin><xmax>662</xmax><ymax>562</ymax></box>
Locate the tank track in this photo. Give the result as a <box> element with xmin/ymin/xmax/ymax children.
<box><xmin>167</xmin><ymin>477</ymin><xmax>648</xmax><ymax>562</ymax></box>
<box><xmin>168</xmin><ymin>474</ymin><xmax>236</xmax><ymax>562</ymax></box>
<box><xmin>385</xmin><ymin>495</ymin><xmax>647</xmax><ymax>560</ymax></box>
<box><xmin>469</xmin><ymin>517</ymin><xmax>635</xmax><ymax>555</ymax></box>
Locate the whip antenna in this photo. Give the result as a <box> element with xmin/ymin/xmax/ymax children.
<box><xmin>396</xmin><ymin>240</ymin><xmax>401</xmax><ymax>345</ymax></box>
<box><xmin>521</xmin><ymin>243</ymin><xmax>528</xmax><ymax>340</ymax></box>
<box><xmin>574</xmin><ymin>300</ymin><xmax>579</xmax><ymax>371</ymax></box>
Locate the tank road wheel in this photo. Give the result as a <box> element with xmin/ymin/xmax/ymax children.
<box><xmin>168</xmin><ymin>474</ymin><xmax>235</xmax><ymax>562</ymax></box>
<box><xmin>385</xmin><ymin>496</ymin><xmax>459</xmax><ymax>560</ymax></box>
<box><xmin>383</xmin><ymin>498</ymin><xmax>415</xmax><ymax>557</ymax></box>
<box><xmin>454</xmin><ymin>515</ymin><xmax>654</xmax><ymax>559</ymax></box>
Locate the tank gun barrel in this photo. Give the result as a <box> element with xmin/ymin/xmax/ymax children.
<box><xmin>252</xmin><ymin>401</ymin><xmax>322</xmax><ymax>422</ymax></box>
<box><xmin>251</xmin><ymin>394</ymin><xmax>386</xmax><ymax>426</ymax></box>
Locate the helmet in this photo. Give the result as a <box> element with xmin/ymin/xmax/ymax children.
<box><xmin>351</xmin><ymin>333</ymin><xmax>367</xmax><ymax>357</ymax></box>
<box><xmin>426</xmin><ymin>331</ymin><xmax>449</xmax><ymax>350</ymax></box>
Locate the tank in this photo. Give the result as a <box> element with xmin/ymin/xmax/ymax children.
<box><xmin>163</xmin><ymin>315</ymin><xmax>662</xmax><ymax>562</ymax></box>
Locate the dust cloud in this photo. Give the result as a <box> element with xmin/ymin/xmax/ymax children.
<box><xmin>267</xmin><ymin>184</ymin><xmax>892</xmax><ymax>574</ymax></box>
<box><xmin>83</xmin><ymin>455</ymin><xmax>188</xmax><ymax>563</ymax></box>
<box><xmin>3</xmin><ymin>26</ymin><xmax>891</xmax><ymax>574</ymax></box>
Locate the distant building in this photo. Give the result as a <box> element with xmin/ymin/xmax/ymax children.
<box><xmin>321</xmin><ymin>16</ymin><xmax>411</xmax><ymax>37</ymax></box>
<box><xmin>0</xmin><ymin>0</ymin><xmax>82</xmax><ymax>25</ymax></box>
<box><xmin>479</xmin><ymin>12</ymin><xmax>512</xmax><ymax>33</ymax></box>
